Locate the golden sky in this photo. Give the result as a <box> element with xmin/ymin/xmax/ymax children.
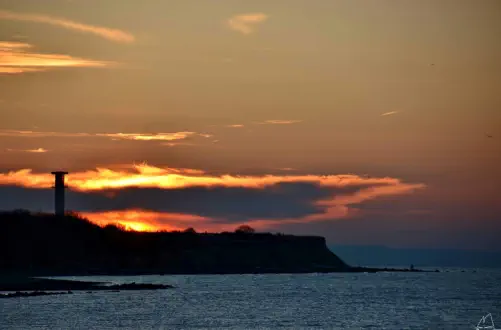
<box><xmin>0</xmin><ymin>0</ymin><xmax>500</xmax><ymax>250</ymax></box>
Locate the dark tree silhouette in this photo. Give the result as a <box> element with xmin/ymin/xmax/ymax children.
<box><xmin>183</xmin><ymin>227</ymin><xmax>196</xmax><ymax>234</ymax></box>
<box><xmin>235</xmin><ymin>225</ymin><xmax>255</xmax><ymax>234</ymax></box>
<box><xmin>104</xmin><ymin>223</ymin><xmax>126</xmax><ymax>232</ymax></box>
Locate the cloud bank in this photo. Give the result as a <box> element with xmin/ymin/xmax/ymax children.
<box><xmin>0</xmin><ymin>164</ymin><xmax>425</xmax><ymax>231</ymax></box>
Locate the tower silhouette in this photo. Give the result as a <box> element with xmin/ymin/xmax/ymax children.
<box><xmin>51</xmin><ymin>171</ymin><xmax>68</xmax><ymax>216</ymax></box>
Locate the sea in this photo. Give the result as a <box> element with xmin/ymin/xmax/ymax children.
<box><xmin>1</xmin><ymin>268</ymin><xmax>500</xmax><ymax>329</ymax></box>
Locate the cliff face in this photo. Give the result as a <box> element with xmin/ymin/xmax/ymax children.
<box><xmin>150</xmin><ymin>234</ymin><xmax>349</xmax><ymax>274</ymax></box>
<box><xmin>0</xmin><ymin>211</ymin><xmax>349</xmax><ymax>275</ymax></box>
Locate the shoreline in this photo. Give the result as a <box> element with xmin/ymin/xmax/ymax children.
<box><xmin>3</xmin><ymin>265</ymin><xmax>432</xmax><ymax>278</ymax></box>
<box><xmin>0</xmin><ymin>267</ymin><xmax>438</xmax><ymax>298</ymax></box>
<box><xmin>0</xmin><ymin>275</ymin><xmax>173</xmax><ymax>293</ymax></box>
<box><xmin>0</xmin><ymin>267</ymin><xmax>430</xmax><ymax>291</ymax></box>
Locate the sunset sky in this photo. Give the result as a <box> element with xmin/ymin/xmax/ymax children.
<box><xmin>1</xmin><ymin>0</ymin><xmax>500</xmax><ymax>250</ymax></box>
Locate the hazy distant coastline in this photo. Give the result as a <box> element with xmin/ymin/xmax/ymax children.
<box><xmin>331</xmin><ymin>245</ymin><xmax>501</xmax><ymax>269</ymax></box>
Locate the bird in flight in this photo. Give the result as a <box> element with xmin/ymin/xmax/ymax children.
<box><xmin>486</xmin><ymin>134</ymin><xmax>493</xmax><ymax>138</ymax></box>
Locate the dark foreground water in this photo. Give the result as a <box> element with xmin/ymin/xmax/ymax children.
<box><xmin>1</xmin><ymin>269</ymin><xmax>501</xmax><ymax>329</ymax></box>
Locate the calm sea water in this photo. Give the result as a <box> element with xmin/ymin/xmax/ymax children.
<box><xmin>1</xmin><ymin>269</ymin><xmax>501</xmax><ymax>329</ymax></box>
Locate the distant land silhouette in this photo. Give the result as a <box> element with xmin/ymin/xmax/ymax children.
<box><xmin>0</xmin><ymin>210</ymin><xmax>426</xmax><ymax>276</ymax></box>
<box><xmin>330</xmin><ymin>245</ymin><xmax>501</xmax><ymax>268</ymax></box>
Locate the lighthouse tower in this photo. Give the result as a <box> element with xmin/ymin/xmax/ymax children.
<box><xmin>51</xmin><ymin>171</ymin><xmax>68</xmax><ymax>216</ymax></box>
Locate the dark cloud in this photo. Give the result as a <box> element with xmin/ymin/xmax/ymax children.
<box><xmin>0</xmin><ymin>182</ymin><xmax>371</xmax><ymax>221</ymax></box>
<box><xmin>72</xmin><ymin>182</ymin><xmax>334</xmax><ymax>221</ymax></box>
<box><xmin>0</xmin><ymin>186</ymin><xmax>53</xmax><ymax>212</ymax></box>
<box><xmin>4</xmin><ymin>181</ymin><xmax>497</xmax><ymax>251</ymax></box>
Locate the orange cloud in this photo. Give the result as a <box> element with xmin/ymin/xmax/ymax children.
<box><xmin>0</xmin><ymin>41</ymin><xmax>32</xmax><ymax>49</ymax></box>
<box><xmin>227</xmin><ymin>13</ymin><xmax>268</xmax><ymax>35</ymax></box>
<box><xmin>1</xmin><ymin>52</ymin><xmax>111</xmax><ymax>68</ymax></box>
<box><xmin>100</xmin><ymin>132</ymin><xmax>196</xmax><ymax>141</ymax></box>
<box><xmin>0</xmin><ymin>10</ymin><xmax>135</xmax><ymax>43</ymax></box>
<box><xmin>278</xmin><ymin>167</ymin><xmax>296</xmax><ymax>171</ymax></box>
<box><xmin>0</xmin><ymin>164</ymin><xmax>396</xmax><ymax>191</ymax></box>
<box><xmin>0</xmin><ymin>129</ymin><xmax>86</xmax><ymax>138</ymax></box>
<box><xmin>0</xmin><ymin>169</ymin><xmax>54</xmax><ymax>188</ymax></box>
<box><xmin>381</xmin><ymin>111</ymin><xmax>399</xmax><ymax>117</ymax></box>
<box><xmin>259</xmin><ymin>120</ymin><xmax>302</xmax><ymax>125</ymax></box>
<box><xmin>163</xmin><ymin>142</ymin><xmax>197</xmax><ymax>148</ymax></box>
<box><xmin>0</xmin><ymin>129</ymin><xmax>199</xmax><ymax>142</ymax></box>
<box><xmin>0</xmin><ymin>67</ymin><xmax>44</xmax><ymax>74</ymax></box>
<box><xmin>0</xmin><ymin>41</ymin><xmax>113</xmax><ymax>74</ymax></box>
<box><xmin>0</xmin><ymin>163</ymin><xmax>425</xmax><ymax>195</ymax></box>
<box><xmin>199</xmin><ymin>133</ymin><xmax>213</xmax><ymax>138</ymax></box>
<box><xmin>6</xmin><ymin>147</ymin><xmax>48</xmax><ymax>153</ymax></box>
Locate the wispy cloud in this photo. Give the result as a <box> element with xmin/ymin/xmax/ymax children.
<box><xmin>227</xmin><ymin>124</ymin><xmax>245</xmax><ymax>128</ymax></box>
<box><xmin>0</xmin><ymin>41</ymin><xmax>32</xmax><ymax>49</ymax></box>
<box><xmin>101</xmin><ymin>132</ymin><xmax>196</xmax><ymax>141</ymax></box>
<box><xmin>0</xmin><ymin>129</ymin><xmax>207</xmax><ymax>143</ymax></box>
<box><xmin>28</xmin><ymin>147</ymin><xmax>48</xmax><ymax>153</ymax></box>
<box><xmin>381</xmin><ymin>111</ymin><xmax>399</xmax><ymax>117</ymax></box>
<box><xmin>0</xmin><ymin>9</ymin><xmax>135</xmax><ymax>44</ymax></box>
<box><xmin>0</xmin><ymin>41</ymin><xmax>113</xmax><ymax>74</ymax></box>
<box><xmin>227</xmin><ymin>13</ymin><xmax>268</xmax><ymax>35</ymax></box>
<box><xmin>0</xmin><ymin>129</ymin><xmax>89</xmax><ymax>138</ymax></box>
<box><xmin>278</xmin><ymin>167</ymin><xmax>296</xmax><ymax>171</ymax></box>
<box><xmin>0</xmin><ymin>67</ymin><xmax>44</xmax><ymax>74</ymax></box>
<box><xmin>259</xmin><ymin>120</ymin><xmax>302</xmax><ymax>125</ymax></box>
<box><xmin>163</xmin><ymin>142</ymin><xmax>197</xmax><ymax>148</ymax></box>
<box><xmin>6</xmin><ymin>147</ymin><xmax>48</xmax><ymax>153</ymax></box>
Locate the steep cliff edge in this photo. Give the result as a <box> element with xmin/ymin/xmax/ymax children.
<box><xmin>0</xmin><ymin>211</ymin><xmax>350</xmax><ymax>275</ymax></box>
<box><xmin>150</xmin><ymin>233</ymin><xmax>350</xmax><ymax>274</ymax></box>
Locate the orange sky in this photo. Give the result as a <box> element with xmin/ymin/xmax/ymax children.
<box><xmin>0</xmin><ymin>0</ymin><xmax>500</xmax><ymax>250</ymax></box>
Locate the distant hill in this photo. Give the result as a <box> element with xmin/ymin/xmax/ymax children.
<box><xmin>0</xmin><ymin>211</ymin><xmax>351</xmax><ymax>275</ymax></box>
<box><xmin>330</xmin><ymin>245</ymin><xmax>501</xmax><ymax>268</ymax></box>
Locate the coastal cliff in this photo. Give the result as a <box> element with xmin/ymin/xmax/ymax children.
<box><xmin>0</xmin><ymin>211</ymin><xmax>351</xmax><ymax>275</ymax></box>
<box><xmin>0</xmin><ymin>211</ymin><xmax>350</xmax><ymax>275</ymax></box>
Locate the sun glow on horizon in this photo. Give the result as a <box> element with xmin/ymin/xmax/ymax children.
<box><xmin>80</xmin><ymin>209</ymin><xmax>212</xmax><ymax>232</ymax></box>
